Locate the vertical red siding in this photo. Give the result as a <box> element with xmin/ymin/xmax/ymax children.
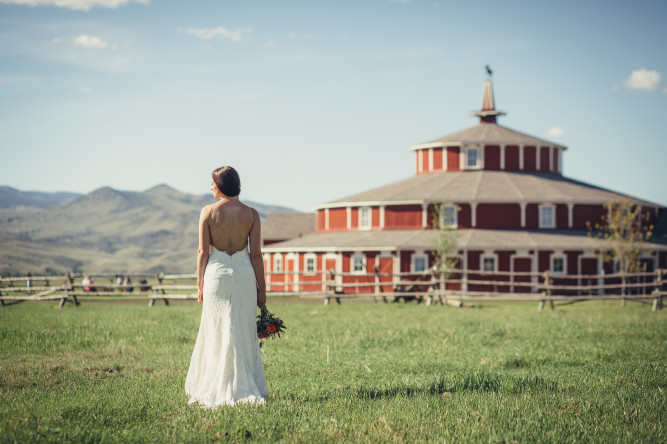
<box><xmin>458</xmin><ymin>203</ymin><xmax>471</xmax><ymax>228</ymax></box>
<box><xmin>573</xmin><ymin>205</ymin><xmax>606</xmax><ymax>230</ymax></box>
<box><xmin>476</xmin><ymin>203</ymin><xmax>521</xmax><ymax>229</ymax></box>
<box><xmin>484</xmin><ymin>145</ymin><xmax>500</xmax><ymax>170</ymax></box>
<box><xmin>556</xmin><ymin>204</ymin><xmax>568</xmax><ymax>229</ymax></box>
<box><xmin>524</xmin><ymin>146</ymin><xmax>536</xmax><ymax>171</ymax></box>
<box><xmin>328</xmin><ymin>208</ymin><xmax>347</xmax><ymax>231</ymax></box>
<box><xmin>505</xmin><ymin>145</ymin><xmax>520</xmax><ymax>170</ymax></box>
<box><xmin>525</xmin><ymin>204</ymin><xmax>539</xmax><ymax>229</ymax></box>
<box><xmin>538</xmin><ymin>251</ymin><xmax>552</xmax><ymax>272</ymax></box>
<box><xmin>372</xmin><ymin>207</ymin><xmax>380</xmax><ymax>228</ymax></box>
<box><xmin>385</xmin><ymin>205</ymin><xmax>422</xmax><ymax>229</ymax></box>
<box><xmin>400</xmin><ymin>251</ymin><xmax>413</xmax><ymax>273</ymax></box>
<box><xmin>350</xmin><ymin>207</ymin><xmax>359</xmax><ymax>229</ymax></box>
<box><xmin>415</xmin><ymin>152</ymin><xmax>420</xmax><ymax>174</ymax></box>
<box><xmin>447</xmin><ymin>147</ymin><xmax>460</xmax><ymax>171</ymax></box>
<box><xmin>539</xmin><ymin>147</ymin><xmax>550</xmax><ymax>171</ymax></box>
<box><xmin>552</xmin><ymin>149</ymin><xmax>559</xmax><ymax>173</ymax></box>
<box><xmin>565</xmin><ymin>251</ymin><xmax>580</xmax><ymax>274</ymax></box>
<box><xmin>317</xmin><ymin>210</ymin><xmax>325</xmax><ymax>232</ymax></box>
<box><xmin>433</xmin><ymin>148</ymin><xmax>443</xmax><ymax>170</ymax></box>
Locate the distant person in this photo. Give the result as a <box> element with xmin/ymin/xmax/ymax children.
<box><xmin>185</xmin><ymin>166</ymin><xmax>268</xmax><ymax>407</ymax></box>
<box><xmin>116</xmin><ymin>274</ymin><xmax>124</xmax><ymax>287</ymax></box>
<box><xmin>26</xmin><ymin>272</ymin><xmax>33</xmax><ymax>290</ymax></box>
<box><xmin>123</xmin><ymin>276</ymin><xmax>134</xmax><ymax>293</ymax></box>
<box><xmin>139</xmin><ymin>278</ymin><xmax>150</xmax><ymax>292</ymax></box>
<box><xmin>82</xmin><ymin>275</ymin><xmax>96</xmax><ymax>292</ymax></box>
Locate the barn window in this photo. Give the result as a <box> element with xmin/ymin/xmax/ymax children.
<box><xmin>551</xmin><ymin>255</ymin><xmax>566</xmax><ymax>274</ymax></box>
<box><xmin>352</xmin><ymin>253</ymin><xmax>365</xmax><ymax>273</ymax></box>
<box><xmin>411</xmin><ymin>253</ymin><xmax>428</xmax><ymax>272</ymax></box>
<box><xmin>274</xmin><ymin>254</ymin><xmax>283</xmax><ymax>272</ymax></box>
<box><xmin>441</xmin><ymin>205</ymin><xmax>458</xmax><ymax>228</ymax></box>
<box><xmin>481</xmin><ymin>254</ymin><xmax>497</xmax><ymax>272</ymax></box>
<box><xmin>305</xmin><ymin>254</ymin><xmax>316</xmax><ymax>274</ymax></box>
<box><xmin>539</xmin><ymin>204</ymin><xmax>555</xmax><ymax>228</ymax></box>
<box><xmin>466</xmin><ymin>148</ymin><xmax>480</xmax><ymax>169</ymax></box>
<box><xmin>359</xmin><ymin>207</ymin><xmax>371</xmax><ymax>230</ymax></box>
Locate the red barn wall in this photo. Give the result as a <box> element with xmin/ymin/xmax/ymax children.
<box><xmin>485</xmin><ymin>145</ymin><xmax>500</xmax><ymax>170</ymax></box>
<box><xmin>400</xmin><ymin>251</ymin><xmax>413</xmax><ymax>273</ymax></box>
<box><xmin>350</xmin><ymin>207</ymin><xmax>358</xmax><ymax>229</ymax></box>
<box><xmin>476</xmin><ymin>203</ymin><xmax>521</xmax><ymax>229</ymax></box>
<box><xmin>317</xmin><ymin>210</ymin><xmax>325</xmax><ymax>232</ymax></box>
<box><xmin>573</xmin><ymin>205</ymin><xmax>605</xmax><ymax>230</ymax></box>
<box><xmin>328</xmin><ymin>208</ymin><xmax>347</xmax><ymax>231</ymax></box>
<box><xmin>539</xmin><ymin>147</ymin><xmax>550</xmax><ymax>171</ymax></box>
<box><xmin>385</xmin><ymin>205</ymin><xmax>422</xmax><ymax>229</ymax></box>
<box><xmin>433</xmin><ymin>148</ymin><xmax>443</xmax><ymax>170</ymax></box>
<box><xmin>372</xmin><ymin>207</ymin><xmax>381</xmax><ymax>228</ymax></box>
<box><xmin>524</xmin><ymin>146</ymin><xmax>536</xmax><ymax>171</ymax></box>
<box><xmin>538</xmin><ymin>251</ymin><xmax>552</xmax><ymax>272</ymax></box>
<box><xmin>565</xmin><ymin>251</ymin><xmax>580</xmax><ymax>274</ymax></box>
<box><xmin>552</xmin><ymin>149</ymin><xmax>559</xmax><ymax>173</ymax></box>
<box><xmin>525</xmin><ymin>204</ymin><xmax>539</xmax><ymax>228</ymax></box>
<box><xmin>556</xmin><ymin>204</ymin><xmax>568</xmax><ymax>229</ymax></box>
<box><xmin>458</xmin><ymin>203</ymin><xmax>471</xmax><ymax>228</ymax></box>
<box><xmin>447</xmin><ymin>147</ymin><xmax>460</xmax><ymax>171</ymax></box>
<box><xmin>505</xmin><ymin>145</ymin><xmax>520</xmax><ymax>170</ymax></box>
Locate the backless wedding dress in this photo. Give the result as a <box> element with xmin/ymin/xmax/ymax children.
<box><xmin>185</xmin><ymin>244</ymin><xmax>268</xmax><ymax>407</ymax></box>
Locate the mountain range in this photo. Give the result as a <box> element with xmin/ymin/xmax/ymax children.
<box><xmin>0</xmin><ymin>185</ymin><xmax>296</xmax><ymax>276</ymax></box>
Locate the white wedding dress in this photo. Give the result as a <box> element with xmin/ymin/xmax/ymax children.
<box><xmin>185</xmin><ymin>246</ymin><xmax>268</xmax><ymax>407</ymax></box>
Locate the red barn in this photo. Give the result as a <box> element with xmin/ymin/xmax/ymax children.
<box><xmin>262</xmin><ymin>80</ymin><xmax>667</xmax><ymax>293</ymax></box>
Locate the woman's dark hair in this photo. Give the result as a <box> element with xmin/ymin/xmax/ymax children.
<box><xmin>212</xmin><ymin>166</ymin><xmax>241</xmax><ymax>197</ymax></box>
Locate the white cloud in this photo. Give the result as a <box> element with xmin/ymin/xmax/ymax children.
<box><xmin>547</xmin><ymin>126</ymin><xmax>563</xmax><ymax>137</ymax></box>
<box><xmin>178</xmin><ymin>26</ymin><xmax>251</xmax><ymax>42</ymax></box>
<box><xmin>73</xmin><ymin>35</ymin><xmax>108</xmax><ymax>49</ymax></box>
<box><xmin>79</xmin><ymin>87</ymin><xmax>93</xmax><ymax>93</ymax></box>
<box><xmin>0</xmin><ymin>0</ymin><xmax>148</xmax><ymax>11</ymax></box>
<box><xmin>622</xmin><ymin>68</ymin><xmax>661</xmax><ymax>91</ymax></box>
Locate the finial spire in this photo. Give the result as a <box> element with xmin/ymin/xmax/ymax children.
<box><xmin>471</xmin><ymin>72</ymin><xmax>505</xmax><ymax>124</ymax></box>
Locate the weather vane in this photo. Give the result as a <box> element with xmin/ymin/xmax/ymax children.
<box><xmin>485</xmin><ymin>65</ymin><xmax>493</xmax><ymax>77</ymax></box>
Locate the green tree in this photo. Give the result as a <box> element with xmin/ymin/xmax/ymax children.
<box><xmin>431</xmin><ymin>203</ymin><xmax>460</xmax><ymax>277</ymax></box>
<box><xmin>587</xmin><ymin>196</ymin><xmax>654</xmax><ymax>274</ymax></box>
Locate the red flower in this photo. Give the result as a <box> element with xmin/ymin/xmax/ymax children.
<box><xmin>258</xmin><ymin>333</ymin><xmax>269</xmax><ymax>339</ymax></box>
<box><xmin>266</xmin><ymin>323</ymin><xmax>277</xmax><ymax>333</ymax></box>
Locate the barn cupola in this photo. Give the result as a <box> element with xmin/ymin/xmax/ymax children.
<box><xmin>471</xmin><ymin>79</ymin><xmax>506</xmax><ymax>124</ymax></box>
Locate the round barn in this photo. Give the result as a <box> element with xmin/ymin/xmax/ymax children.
<box><xmin>262</xmin><ymin>80</ymin><xmax>667</xmax><ymax>295</ymax></box>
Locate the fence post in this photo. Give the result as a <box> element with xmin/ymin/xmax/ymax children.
<box><xmin>621</xmin><ymin>273</ymin><xmax>626</xmax><ymax>307</ymax></box>
<box><xmin>543</xmin><ymin>270</ymin><xmax>554</xmax><ymax>310</ymax></box>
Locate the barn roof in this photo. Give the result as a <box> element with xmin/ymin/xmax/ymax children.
<box><xmin>315</xmin><ymin>170</ymin><xmax>659</xmax><ymax>208</ymax></box>
<box><xmin>410</xmin><ymin>123</ymin><xmax>567</xmax><ymax>151</ymax></box>
<box><xmin>262</xmin><ymin>228</ymin><xmax>667</xmax><ymax>253</ymax></box>
<box><xmin>262</xmin><ymin>212</ymin><xmax>316</xmax><ymax>241</ymax></box>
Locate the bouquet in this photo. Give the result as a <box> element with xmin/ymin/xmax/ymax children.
<box><xmin>256</xmin><ymin>307</ymin><xmax>286</xmax><ymax>345</ymax></box>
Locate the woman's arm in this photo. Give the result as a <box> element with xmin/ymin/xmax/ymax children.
<box><xmin>196</xmin><ymin>205</ymin><xmax>211</xmax><ymax>304</ymax></box>
<box><xmin>248</xmin><ymin>207</ymin><xmax>267</xmax><ymax>308</ymax></box>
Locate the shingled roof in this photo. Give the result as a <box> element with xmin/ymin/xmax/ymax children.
<box><xmin>262</xmin><ymin>212</ymin><xmax>316</xmax><ymax>242</ymax></box>
<box><xmin>315</xmin><ymin>170</ymin><xmax>659</xmax><ymax>208</ymax></box>
<box><xmin>411</xmin><ymin>123</ymin><xmax>567</xmax><ymax>151</ymax></box>
<box><xmin>262</xmin><ymin>228</ymin><xmax>667</xmax><ymax>252</ymax></box>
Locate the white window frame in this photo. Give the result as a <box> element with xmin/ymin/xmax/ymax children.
<box><xmin>441</xmin><ymin>205</ymin><xmax>458</xmax><ymax>228</ymax></box>
<box><xmin>411</xmin><ymin>252</ymin><xmax>429</xmax><ymax>273</ymax></box>
<box><xmin>359</xmin><ymin>206</ymin><xmax>371</xmax><ymax>231</ymax></box>
<box><xmin>351</xmin><ymin>253</ymin><xmax>366</xmax><ymax>274</ymax></box>
<box><xmin>304</xmin><ymin>253</ymin><xmax>317</xmax><ymax>275</ymax></box>
<box><xmin>273</xmin><ymin>254</ymin><xmax>283</xmax><ymax>273</ymax></box>
<box><xmin>481</xmin><ymin>253</ymin><xmax>497</xmax><ymax>272</ymax></box>
<box><xmin>551</xmin><ymin>253</ymin><xmax>566</xmax><ymax>275</ymax></box>
<box><xmin>464</xmin><ymin>146</ymin><xmax>482</xmax><ymax>170</ymax></box>
<box><xmin>539</xmin><ymin>204</ymin><xmax>556</xmax><ymax>229</ymax></box>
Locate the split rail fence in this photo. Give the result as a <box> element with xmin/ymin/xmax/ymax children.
<box><xmin>1</xmin><ymin>268</ymin><xmax>665</xmax><ymax>311</ymax></box>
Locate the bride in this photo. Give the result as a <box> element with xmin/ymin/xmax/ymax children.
<box><xmin>185</xmin><ymin>166</ymin><xmax>269</xmax><ymax>407</ymax></box>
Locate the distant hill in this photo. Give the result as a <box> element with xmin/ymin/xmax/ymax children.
<box><xmin>0</xmin><ymin>185</ymin><xmax>297</xmax><ymax>276</ymax></box>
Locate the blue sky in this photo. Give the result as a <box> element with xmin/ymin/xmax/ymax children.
<box><xmin>1</xmin><ymin>0</ymin><xmax>665</xmax><ymax>212</ymax></box>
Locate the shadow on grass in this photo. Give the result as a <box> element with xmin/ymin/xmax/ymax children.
<box><xmin>355</xmin><ymin>371</ymin><xmax>558</xmax><ymax>400</ymax></box>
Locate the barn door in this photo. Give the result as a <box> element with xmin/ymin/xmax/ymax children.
<box><xmin>512</xmin><ymin>257</ymin><xmax>532</xmax><ymax>293</ymax></box>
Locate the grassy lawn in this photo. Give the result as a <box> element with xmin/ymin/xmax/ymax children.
<box><xmin>1</xmin><ymin>299</ymin><xmax>665</xmax><ymax>443</ymax></box>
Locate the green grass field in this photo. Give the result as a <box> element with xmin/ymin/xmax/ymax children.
<box><xmin>1</xmin><ymin>299</ymin><xmax>665</xmax><ymax>443</ymax></box>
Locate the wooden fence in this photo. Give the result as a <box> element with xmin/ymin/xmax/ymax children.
<box><xmin>1</xmin><ymin>268</ymin><xmax>664</xmax><ymax>311</ymax></box>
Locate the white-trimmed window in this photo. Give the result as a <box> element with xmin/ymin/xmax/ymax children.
<box><xmin>441</xmin><ymin>205</ymin><xmax>458</xmax><ymax>228</ymax></box>
<box><xmin>539</xmin><ymin>204</ymin><xmax>555</xmax><ymax>228</ymax></box>
<box><xmin>411</xmin><ymin>252</ymin><xmax>428</xmax><ymax>273</ymax></box>
<box><xmin>466</xmin><ymin>148</ymin><xmax>480</xmax><ymax>169</ymax></box>
<box><xmin>273</xmin><ymin>254</ymin><xmax>283</xmax><ymax>273</ymax></box>
<box><xmin>304</xmin><ymin>254</ymin><xmax>316</xmax><ymax>274</ymax></box>
<box><xmin>359</xmin><ymin>207</ymin><xmax>371</xmax><ymax>230</ymax></box>
<box><xmin>481</xmin><ymin>254</ymin><xmax>497</xmax><ymax>272</ymax></box>
<box><xmin>551</xmin><ymin>254</ymin><xmax>566</xmax><ymax>274</ymax></box>
<box><xmin>352</xmin><ymin>253</ymin><xmax>365</xmax><ymax>273</ymax></box>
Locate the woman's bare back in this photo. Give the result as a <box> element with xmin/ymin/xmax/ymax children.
<box><xmin>207</xmin><ymin>200</ymin><xmax>254</xmax><ymax>255</ymax></box>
